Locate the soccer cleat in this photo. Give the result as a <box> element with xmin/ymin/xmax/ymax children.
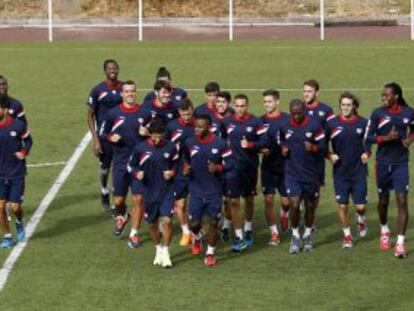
<box><xmin>204</xmin><ymin>254</ymin><xmax>217</xmax><ymax>267</ymax></box>
<box><xmin>221</xmin><ymin>228</ymin><xmax>230</xmax><ymax>242</ymax></box>
<box><xmin>268</xmin><ymin>232</ymin><xmax>280</xmax><ymax>246</ymax></box>
<box><xmin>128</xmin><ymin>234</ymin><xmax>140</xmax><ymax>249</ymax></box>
<box><xmin>379</xmin><ymin>232</ymin><xmax>391</xmax><ymax>251</ymax></box>
<box><xmin>289</xmin><ymin>235</ymin><xmax>301</xmax><ymax>254</ymax></box>
<box><xmin>394</xmin><ymin>243</ymin><xmax>407</xmax><ymax>258</ymax></box>
<box><xmin>1</xmin><ymin>236</ymin><xmax>13</xmax><ymax>249</ymax></box>
<box><xmin>357</xmin><ymin>220</ymin><xmax>367</xmax><ymax>238</ymax></box>
<box><xmin>342</xmin><ymin>235</ymin><xmax>353</xmax><ymax>249</ymax></box>
<box><xmin>101</xmin><ymin>192</ymin><xmax>111</xmax><ymax>212</ymax></box>
<box><xmin>114</xmin><ymin>213</ymin><xmax>130</xmax><ymax>236</ymax></box>
<box><xmin>15</xmin><ymin>221</ymin><xmax>25</xmax><ymax>242</ymax></box>
<box><xmin>179</xmin><ymin>233</ymin><xmax>191</xmax><ymax>246</ymax></box>
<box><xmin>231</xmin><ymin>237</ymin><xmax>247</xmax><ymax>252</ymax></box>
<box><xmin>280</xmin><ymin>215</ymin><xmax>289</xmax><ymax>232</ymax></box>
<box><xmin>161</xmin><ymin>251</ymin><xmax>173</xmax><ymax>268</ymax></box>
<box><xmin>244</xmin><ymin>231</ymin><xmax>254</xmax><ymax>247</ymax></box>
<box><xmin>191</xmin><ymin>239</ymin><xmax>202</xmax><ymax>256</ymax></box>
<box><xmin>153</xmin><ymin>249</ymin><xmax>163</xmax><ymax>266</ymax></box>
<box><xmin>303</xmin><ymin>234</ymin><xmax>314</xmax><ymax>252</ymax></box>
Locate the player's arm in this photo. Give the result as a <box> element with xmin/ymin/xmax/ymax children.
<box><xmin>325</xmin><ymin>122</ymin><xmax>339</xmax><ymax>163</ymax></box>
<box><xmin>128</xmin><ymin>147</ymin><xmax>144</xmax><ymax>180</ymax></box>
<box><xmin>305</xmin><ymin>125</ymin><xmax>325</xmax><ymax>153</ymax></box>
<box><xmin>241</xmin><ymin>121</ymin><xmax>269</xmax><ymax>151</ymax></box>
<box><xmin>402</xmin><ymin>112</ymin><xmax>414</xmax><ymax>148</ymax></box>
<box><xmin>15</xmin><ymin>124</ymin><xmax>33</xmax><ymax>159</ymax></box>
<box><xmin>164</xmin><ymin>145</ymin><xmax>178</xmax><ymax>180</ymax></box>
<box><xmin>86</xmin><ymin>88</ymin><xmax>102</xmax><ymax>156</ymax></box>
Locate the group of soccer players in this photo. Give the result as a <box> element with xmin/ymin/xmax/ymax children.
<box><xmin>84</xmin><ymin>59</ymin><xmax>414</xmax><ymax>268</ymax></box>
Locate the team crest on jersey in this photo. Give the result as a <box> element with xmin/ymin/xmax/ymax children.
<box><xmin>308</xmin><ymin>110</ymin><xmax>314</xmax><ymax>116</ymax></box>
<box><xmin>356</xmin><ymin>128</ymin><xmax>363</xmax><ymax>134</ymax></box>
<box><xmin>164</xmin><ymin>153</ymin><xmax>170</xmax><ymax>159</ymax></box>
<box><xmin>175</xmin><ymin>95</ymin><xmax>182</xmax><ymax>101</ymax></box>
<box><xmin>112</xmin><ymin>90</ymin><xmax>117</xmax><ymax>95</ymax></box>
<box><xmin>150</xmin><ymin>111</ymin><xmax>157</xmax><ymax>118</ymax></box>
<box><xmin>212</xmin><ymin>148</ymin><xmax>218</xmax><ymax>154</ymax></box>
<box><xmin>167</xmin><ymin>113</ymin><xmax>174</xmax><ymax>119</ymax></box>
<box><xmin>8</xmin><ymin>109</ymin><xmax>14</xmax><ymax>115</ymax></box>
<box><xmin>138</xmin><ymin>118</ymin><xmax>144</xmax><ymax>124</ymax></box>
<box><xmin>10</xmin><ymin>131</ymin><xmax>17</xmax><ymax>137</ymax></box>
<box><xmin>246</xmin><ymin>126</ymin><xmax>253</xmax><ymax>133</ymax></box>
<box><xmin>403</xmin><ymin>118</ymin><xmax>409</xmax><ymax>124</ymax></box>
<box><xmin>305</xmin><ymin>132</ymin><xmax>313</xmax><ymax>138</ymax></box>
<box><xmin>318</xmin><ymin>111</ymin><xmax>325</xmax><ymax>117</ymax></box>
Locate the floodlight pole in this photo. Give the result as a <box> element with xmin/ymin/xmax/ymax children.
<box><xmin>229</xmin><ymin>0</ymin><xmax>233</xmax><ymax>41</ymax></box>
<box><xmin>320</xmin><ymin>0</ymin><xmax>325</xmax><ymax>40</ymax></box>
<box><xmin>138</xmin><ymin>0</ymin><xmax>143</xmax><ymax>41</ymax></box>
<box><xmin>48</xmin><ymin>0</ymin><xmax>53</xmax><ymax>42</ymax></box>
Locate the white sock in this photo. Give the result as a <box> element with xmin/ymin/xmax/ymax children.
<box><xmin>158</xmin><ymin>219</ymin><xmax>164</xmax><ymax>233</ymax></box>
<box><xmin>101</xmin><ymin>187</ymin><xmax>110</xmax><ymax>195</ymax></box>
<box><xmin>206</xmin><ymin>245</ymin><xmax>215</xmax><ymax>255</ymax></box>
<box><xmin>155</xmin><ymin>244</ymin><xmax>162</xmax><ymax>252</ymax></box>
<box><xmin>235</xmin><ymin>229</ymin><xmax>243</xmax><ymax>240</ymax></box>
<box><xmin>304</xmin><ymin>227</ymin><xmax>312</xmax><ymax>237</ymax></box>
<box><xmin>223</xmin><ymin>217</ymin><xmax>232</xmax><ymax>229</ymax></box>
<box><xmin>4</xmin><ymin>233</ymin><xmax>12</xmax><ymax>238</ymax></box>
<box><xmin>129</xmin><ymin>228</ymin><xmax>139</xmax><ymax>237</ymax></box>
<box><xmin>244</xmin><ymin>221</ymin><xmax>253</xmax><ymax>232</ymax></box>
<box><xmin>269</xmin><ymin>225</ymin><xmax>278</xmax><ymax>234</ymax></box>
<box><xmin>381</xmin><ymin>224</ymin><xmax>390</xmax><ymax>234</ymax></box>
<box><xmin>397</xmin><ymin>235</ymin><xmax>405</xmax><ymax>244</ymax></box>
<box><xmin>162</xmin><ymin>245</ymin><xmax>170</xmax><ymax>254</ymax></box>
<box><xmin>357</xmin><ymin>215</ymin><xmax>365</xmax><ymax>223</ymax></box>
<box><xmin>291</xmin><ymin>227</ymin><xmax>300</xmax><ymax>238</ymax></box>
<box><xmin>343</xmin><ymin>227</ymin><xmax>351</xmax><ymax>237</ymax></box>
<box><xmin>181</xmin><ymin>224</ymin><xmax>190</xmax><ymax>234</ymax></box>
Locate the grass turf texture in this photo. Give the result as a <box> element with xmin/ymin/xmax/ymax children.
<box><xmin>0</xmin><ymin>40</ymin><xmax>414</xmax><ymax>310</ymax></box>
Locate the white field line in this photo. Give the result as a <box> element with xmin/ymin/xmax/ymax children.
<box><xmin>0</xmin><ymin>131</ymin><xmax>92</xmax><ymax>293</ymax></box>
<box><xmin>27</xmin><ymin>161</ymin><xmax>66</xmax><ymax>168</ymax></box>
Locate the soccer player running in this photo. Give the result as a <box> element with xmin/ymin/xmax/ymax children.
<box><xmin>326</xmin><ymin>92</ymin><xmax>369</xmax><ymax>249</ymax></box>
<box><xmin>101</xmin><ymin>80</ymin><xmax>150</xmax><ymax>247</ymax></box>
<box><xmin>0</xmin><ymin>75</ymin><xmax>28</xmax><ymax>124</ymax></box>
<box><xmin>194</xmin><ymin>81</ymin><xmax>220</xmax><ymax>118</ymax></box>
<box><xmin>143</xmin><ymin>67</ymin><xmax>187</xmax><ymax>106</ymax></box>
<box><xmin>260</xmin><ymin>89</ymin><xmax>290</xmax><ymax>246</ymax></box>
<box><xmin>129</xmin><ymin>119</ymin><xmax>178</xmax><ymax>268</ymax></box>
<box><xmin>0</xmin><ymin>96</ymin><xmax>32</xmax><ymax>248</ymax></box>
<box><xmin>86</xmin><ymin>59</ymin><xmax>123</xmax><ymax>211</ymax></box>
<box><xmin>222</xmin><ymin>94</ymin><xmax>268</xmax><ymax>251</ymax></box>
<box><xmin>166</xmin><ymin>98</ymin><xmax>196</xmax><ymax>246</ymax></box>
<box><xmin>366</xmin><ymin>82</ymin><xmax>414</xmax><ymax>258</ymax></box>
<box><xmin>183</xmin><ymin>114</ymin><xmax>233</xmax><ymax>266</ymax></box>
<box><xmin>280</xmin><ymin>99</ymin><xmax>325</xmax><ymax>254</ymax></box>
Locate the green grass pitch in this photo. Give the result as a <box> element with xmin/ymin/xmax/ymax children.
<box><xmin>0</xmin><ymin>40</ymin><xmax>414</xmax><ymax>310</ymax></box>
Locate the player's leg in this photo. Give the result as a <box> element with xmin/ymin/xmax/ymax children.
<box><xmin>279</xmin><ymin>196</ymin><xmax>290</xmax><ymax>232</ymax></box>
<box><xmin>335</xmin><ymin>179</ymin><xmax>352</xmax><ymax>248</ymax></box>
<box><xmin>242</xmin><ymin>165</ymin><xmax>258</xmax><ymax>247</ymax></box>
<box><xmin>204</xmin><ymin>196</ymin><xmax>222</xmax><ymax>266</ymax></box>
<box><xmin>262</xmin><ymin>171</ymin><xmax>279</xmax><ymax>246</ymax></box>
<box><xmin>188</xmin><ymin>195</ymin><xmax>203</xmax><ymax>256</ymax></box>
<box><xmin>112</xmin><ymin>169</ymin><xmax>130</xmax><ymax>236</ymax></box>
<box><xmin>393</xmin><ymin>163</ymin><xmax>409</xmax><ymax>258</ymax></box>
<box><xmin>128</xmin><ymin>194</ymin><xmax>143</xmax><ymax>249</ymax></box>
<box><xmin>174</xmin><ymin>195</ymin><xmax>191</xmax><ymax>246</ymax></box>
<box><xmin>302</xmin><ymin>182</ymin><xmax>320</xmax><ymax>252</ymax></box>
<box><xmin>99</xmin><ymin>139</ymin><xmax>113</xmax><ymax>211</ymax></box>
<box><xmin>352</xmin><ymin>176</ymin><xmax>368</xmax><ymax>238</ymax></box>
<box><xmin>8</xmin><ymin>178</ymin><xmax>26</xmax><ymax>242</ymax></box>
<box><xmin>376</xmin><ymin>164</ymin><xmax>392</xmax><ymax>251</ymax></box>
<box><xmin>0</xmin><ymin>180</ymin><xmax>13</xmax><ymax>248</ymax></box>
<box><xmin>221</xmin><ymin>196</ymin><xmax>232</xmax><ymax>241</ymax></box>
<box><xmin>159</xmin><ymin>193</ymin><xmax>175</xmax><ymax>267</ymax></box>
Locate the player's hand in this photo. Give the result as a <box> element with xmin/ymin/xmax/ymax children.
<box><xmin>182</xmin><ymin>164</ymin><xmax>191</xmax><ymax>176</ymax></box>
<box><xmin>14</xmin><ymin>152</ymin><xmax>26</xmax><ymax>160</ymax></box>
<box><xmin>139</xmin><ymin>125</ymin><xmax>149</xmax><ymax>137</ymax></box>
<box><xmin>207</xmin><ymin>160</ymin><xmax>216</xmax><ymax>173</ymax></box>
<box><xmin>109</xmin><ymin>133</ymin><xmax>121</xmax><ymax>143</ymax></box>
<box><xmin>260</xmin><ymin>148</ymin><xmax>270</xmax><ymax>156</ymax></box>
<box><xmin>385</xmin><ymin>126</ymin><xmax>399</xmax><ymax>141</ymax></box>
<box><xmin>92</xmin><ymin>136</ymin><xmax>102</xmax><ymax>157</ymax></box>
<box><xmin>329</xmin><ymin>153</ymin><xmax>340</xmax><ymax>164</ymax></box>
<box><xmin>281</xmin><ymin>146</ymin><xmax>289</xmax><ymax>157</ymax></box>
<box><xmin>241</xmin><ymin>136</ymin><xmax>251</xmax><ymax>149</ymax></box>
<box><xmin>361</xmin><ymin>152</ymin><xmax>369</xmax><ymax>164</ymax></box>
<box><xmin>304</xmin><ymin>141</ymin><xmax>313</xmax><ymax>151</ymax></box>
<box><xmin>163</xmin><ymin>170</ymin><xmax>174</xmax><ymax>180</ymax></box>
<box><xmin>136</xmin><ymin>171</ymin><xmax>144</xmax><ymax>180</ymax></box>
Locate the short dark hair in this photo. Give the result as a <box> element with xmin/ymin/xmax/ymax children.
<box><xmin>0</xmin><ymin>96</ymin><xmax>10</xmax><ymax>109</ymax></box>
<box><xmin>217</xmin><ymin>91</ymin><xmax>231</xmax><ymax>103</ymax></box>
<box><xmin>339</xmin><ymin>91</ymin><xmax>360</xmax><ymax>111</ymax></box>
<box><xmin>196</xmin><ymin>114</ymin><xmax>212</xmax><ymax>126</ymax></box>
<box><xmin>234</xmin><ymin>93</ymin><xmax>249</xmax><ymax>104</ymax></box>
<box><xmin>303</xmin><ymin>79</ymin><xmax>319</xmax><ymax>91</ymax></box>
<box><xmin>204</xmin><ymin>81</ymin><xmax>220</xmax><ymax>94</ymax></box>
<box><xmin>149</xmin><ymin>118</ymin><xmax>166</xmax><ymax>134</ymax></box>
<box><xmin>154</xmin><ymin>80</ymin><xmax>172</xmax><ymax>92</ymax></box>
<box><xmin>178</xmin><ymin>98</ymin><xmax>193</xmax><ymax>111</ymax></box>
<box><xmin>103</xmin><ymin>59</ymin><xmax>119</xmax><ymax>71</ymax></box>
<box><xmin>156</xmin><ymin>67</ymin><xmax>171</xmax><ymax>80</ymax></box>
<box><xmin>289</xmin><ymin>98</ymin><xmax>305</xmax><ymax>110</ymax></box>
<box><xmin>262</xmin><ymin>89</ymin><xmax>280</xmax><ymax>100</ymax></box>
<box><xmin>122</xmin><ymin>80</ymin><xmax>136</xmax><ymax>89</ymax></box>
<box><xmin>0</xmin><ymin>75</ymin><xmax>7</xmax><ymax>84</ymax></box>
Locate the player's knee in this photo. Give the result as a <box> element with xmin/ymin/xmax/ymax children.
<box><xmin>209</xmin><ymin>218</ymin><xmax>219</xmax><ymax>229</ymax></box>
<box><xmin>190</xmin><ymin>220</ymin><xmax>202</xmax><ymax>234</ymax></box>
<box><xmin>378</xmin><ymin>194</ymin><xmax>390</xmax><ymax>207</ymax></box>
<box><xmin>113</xmin><ymin>196</ymin><xmax>124</xmax><ymax>207</ymax></box>
<box><xmin>264</xmin><ymin>195</ymin><xmax>273</xmax><ymax>206</ymax></box>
